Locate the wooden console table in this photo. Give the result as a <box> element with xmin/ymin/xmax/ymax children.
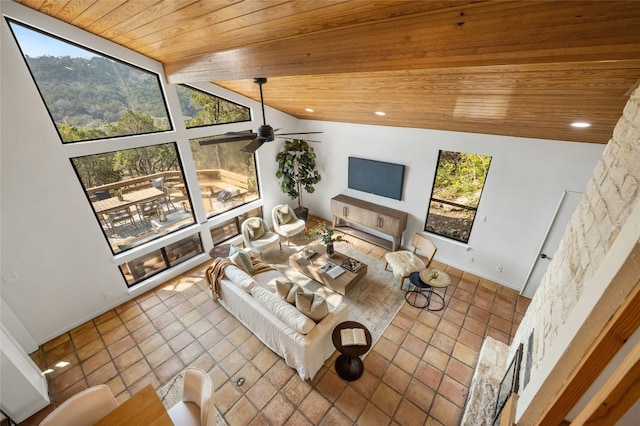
<box><xmin>331</xmin><ymin>194</ymin><xmax>408</xmax><ymax>251</ymax></box>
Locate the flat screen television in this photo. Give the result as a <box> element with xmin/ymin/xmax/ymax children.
<box><xmin>348</xmin><ymin>157</ymin><xmax>405</xmax><ymax>200</ymax></box>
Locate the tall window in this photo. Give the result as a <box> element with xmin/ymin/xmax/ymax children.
<box><xmin>176</xmin><ymin>85</ymin><xmax>250</xmax><ymax>128</ymax></box>
<box><xmin>425</xmin><ymin>151</ymin><xmax>492</xmax><ymax>243</ymax></box>
<box><xmin>7</xmin><ymin>20</ymin><xmax>171</xmax><ymax>142</ymax></box>
<box><xmin>188</xmin><ymin>137</ymin><xmax>260</xmax><ymax>217</ymax></box>
<box><xmin>71</xmin><ymin>143</ymin><xmax>195</xmax><ymax>254</ymax></box>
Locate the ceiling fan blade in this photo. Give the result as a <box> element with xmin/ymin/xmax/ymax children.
<box><xmin>241</xmin><ymin>136</ymin><xmax>268</xmax><ymax>153</ymax></box>
<box><xmin>198</xmin><ymin>133</ymin><xmax>257</xmax><ymax>145</ymax></box>
<box><xmin>274</xmin><ymin>136</ymin><xmax>322</xmax><ymax>143</ymax></box>
<box><xmin>274</xmin><ymin>131</ymin><xmax>323</xmax><ymax>136</ymax></box>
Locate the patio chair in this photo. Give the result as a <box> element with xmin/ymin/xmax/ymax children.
<box><xmin>151</xmin><ymin>177</ymin><xmax>175</xmax><ymax>212</ymax></box>
<box><xmin>136</xmin><ymin>199</ymin><xmax>162</xmax><ymax>223</ymax></box>
<box><xmin>107</xmin><ymin>207</ymin><xmax>136</xmax><ymax>234</ymax></box>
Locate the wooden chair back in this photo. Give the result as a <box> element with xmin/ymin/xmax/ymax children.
<box><xmin>411</xmin><ymin>233</ymin><xmax>437</xmax><ymax>266</ymax></box>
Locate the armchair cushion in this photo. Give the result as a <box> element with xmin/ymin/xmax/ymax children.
<box><xmin>246</xmin><ymin>219</ymin><xmax>266</xmax><ymax>240</ymax></box>
<box><xmin>276</xmin><ymin>205</ymin><xmax>294</xmax><ymax>225</ymax></box>
<box><xmin>295</xmin><ymin>292</ymin><xmax>329</xmax><ymax>322</ymax></box>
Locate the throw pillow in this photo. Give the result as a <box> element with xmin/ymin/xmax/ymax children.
<box><xmin>250</xmin><ymin>287</ymin><xmax>315</xmax><ymax>334</ymax></box>
<box><xmin>295</xmin><ymin>292</ymin><xmax>329</xmax><ymax>322</ymax></box>
<box><xmin>276</xmin><ymin>205</ymin><xmax>293</xmax><ymax>225</ymax></box>
<box><xmin>229</xmin><ymin>244</ymin><xmax>243</xmax><ymax>255</ymax></box>
<box><xmin>275</xmin><ymin>280</ymin><xmax>304</xmax><ymax>304</ymax></box>
<box><xmin>229</xmin><ymin>250</ymin><xmax>253</xmax><ymax>275</ymax></box>
<box><xmin>246</xmin><ymin>219</ymin><xmax>265</xmax><ymax>240</ymax></box>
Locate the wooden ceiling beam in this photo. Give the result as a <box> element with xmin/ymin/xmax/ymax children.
<box><xmin>164</xmin><ymin>1</ymin><xmax>640</xmax><ymax>84</ymax></box>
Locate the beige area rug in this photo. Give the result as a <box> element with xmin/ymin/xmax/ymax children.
<box><xmin>267</xmin><ymin>241</ymin><xmax>405</xmax><ymax>346</ymax></box>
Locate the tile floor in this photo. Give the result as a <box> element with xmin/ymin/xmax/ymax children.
<box><xmin>21</xmin><ymin>218</ymin><xmax>530</xmax><ymax>426</ymax></box>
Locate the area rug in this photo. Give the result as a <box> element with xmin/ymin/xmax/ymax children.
<box><xmin>267</xmin><ymin>241</ymin><xmax>405</xmax><ymax>347</ymax></box>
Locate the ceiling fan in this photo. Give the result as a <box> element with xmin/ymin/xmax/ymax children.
<box><xmin>199</xmin><ymin>77</ymin><xmax>322</xmax><ymax>153</ymax></box>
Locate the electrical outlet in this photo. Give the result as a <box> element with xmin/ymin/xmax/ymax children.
<box><xmin>468</xmin><ymin>256</ymin><xmax>474</xmax><ymax>263</ymax></box>
<box><xmin>496</xmin><ymin>266</ymin><xmax>503</xmax><ymax>272</ymax></box>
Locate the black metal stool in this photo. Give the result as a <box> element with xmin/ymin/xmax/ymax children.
<box><xmin>405</xmin><ymin>269</ymin><xmax>450</xmax><ymax>311</ymax></box>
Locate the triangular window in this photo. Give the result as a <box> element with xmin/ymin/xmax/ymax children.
<box><xmin>176</xmin><ymin>85</ymin><xmax>251</xmax><ymax>128</ymax></box>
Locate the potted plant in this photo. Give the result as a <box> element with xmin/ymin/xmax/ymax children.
<box><xmin>275</xmin><ymin>139</ymin><xmax>321</xmax><ymax>221</ymax></box>
<box><xmin>306</xmin><ymin>223</ymin><xmax>348</xmax><ymax>257</ymax></box>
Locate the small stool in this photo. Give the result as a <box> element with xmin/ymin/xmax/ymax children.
<box><xmin>405</xmin><ymin>268</ymin><xmax>450</xmax><ymax>311</ymax></box>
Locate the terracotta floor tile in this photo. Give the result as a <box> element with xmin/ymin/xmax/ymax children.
<box><xmin>237</xmin><ymin>335</ymin><xmax>264</xmax><ymax>360</ymax></box>
<box><xmin>265</xmin><ymin>359</ymin><xmax>295</xmax><ymax>388</ymax></box>
<box><xmin>114</xmin><ymin>346</ymin><xmax>143</xmax><ymax>371</ymax></box>
<box><xmin>252</xmin><ymin>347</ymin><xmax>279</xmax><ymax>373</ymax></box>
<box><xmin>246</xmin><ymin>376</ymin><xmax>278</xmax><ymax>410</ymax></box>
<box><xmin>374</xmin><ymin>336</ymin><xmax>399</xmax><ymax>361</ymax></box>
<box><xmin>414</xmin><ymin>361</ymin><xmax>443</xmax><ymax>391</ymax></box>
<box><xmin>350</xmin><ymin>370</ymin><xmax>379</xmax><ymax>399</ymax></box>
<box><xmin>147</xmin><ymin>343</ymin><xmax>174</xmax><ymax>369</ymax></box>
<box><xmin>93</xmin><ymin>309</ymin><xmax>117</xmax><ymax>325</ymax></box>
<box><xmin>357</xmin><ymin>402</ymin><xmax>391</xmax><ymax>426</ymax></box>
<box><xmin>168</xmin><ymin>329</ymin><xmax>195</xmax><ymax>353</ymax></box>
<box><xmin>315</xmin><ymin>370</ymin><xmax>346</xmax><ymax>402</ymax></box>
<box><xmin>335</xmin><ymin>385</ymin><xmax>367</xmax><ymax>421</ymax></box>
<box><xmin>405</xmin><ymin>378</ymin><xmax>436</xmax><ymax>411</ymax></box>
<box><xmin>70</xmin><ymin>327</ymin><xmax>100</xmax><ymax>349</ymax></box>
<box><xmin>225</xmin><ymin>396</ymin><xmax>258</xmax><ymax>426</ymax></box>
<box><xmin>81</xmin><ymin>349</ymin><xmax>110</xmax><ymax>376</ymax></box>
<box><xmin>382</xmin><ymin>363</ymin><xmax>411</xmax><ymax>394</ymax></box>
<box><xmin>45</xmin><ymin>339</ymin><xmax>75</xmax><ymax>365</ymax></box>
<box><xmin>152</xmin><ymin>311</ymin><xmax>176</xmax><ymax>330</ymax></box>
<box><xmin>215</xmin><ymin>380</ymin><xmax>243</xmax><ymax>415</ymax></box>
<box><xmin>430</xmin><ymin>331</ymin><xmax>456</xmax><ymax>355</ymax></box>
<box><xmin>489</xmin><ymin>313</ymin><xmax>513</xmax><ymax>334</ymax></box>
<box><xmin>430</xmin><ymin>394</ymin><xmax>463</xmax><ymax>426</ymax></box>
<box><xmin>299</xmin><ymin>390</ymin><xmax>331</xmax><ymax>424</ymax></box>
<box><xmin>121</xmin><ymin>358</ymin><xmax>152</xmax><ymax>387</ymax></box>
<box><xmin>131</xmin><ymin>322</ymin><xmax>157</xmax><ymax>343</ymax></box>
<box><xmin>393</xmin><ymin>347</ymin><xmax>420</xmax><ymax>375</ymax></box>
<box><xmin>282</xmin><ymin>375</ymin><xmax>312</xmax><ymax>405</ymax></box>
<box><xmin>86</xmin><ymin>361</ymin><xmax>118</xmax><ymax>387</ymax></box>
<box><xmin>263</xmin><ymin>393</ymin><xmax>295</xmax><ymax>425</ymax></box>
<box><xmin>219</xmin><ymin>350</ymin><xmax>247</xmax><ymax>377</ymax></box>
<box><xmin>424</xmin><ymin>346</ymin><xmax>449</xmax><ymax>371</ymax></box>
<box><xmin>138</xmin><ymin>293</ymin><xmax>162</xmax><ymax>311</ymax></box>
<box><xmin>177</xmin><ymin>340</ymin><xmax>205</xmax><ymax>365</ymax></box>
<box><xmin>445</xmin><ymin>357</ymin><xmax>475</xmax><ymax>388</ymax></box>
<box><xmin>227</xmin><ymin>325</ymin><xmax>253</xmax><ymax>347</ymax></box>
<box><xmin>159</xmin><ymin>320</ymin><xmax>185</xmax><ymax>341</ymax></box>
<box><xmin>394</xmin><ymin>399</ymin><xmax>428</xmax><ymax>426</ymax></box>
<box><xmin>124</xmin><ymin>312</ymin><xmax>150</xmax><ymax>333</ymax></box>
<box><xmin>154</xmin><ymin>355</ymin><xmax>184</xmax><ymax>384</ymax></box>
<box><xmin>452</xmin><ymin>342</ymin><xmax>479</xmax><ymax>368</ymax></box>
<box><xmin>187</xmin><ymin>317</ymin><xmax>214</xmax><ymax>339</ymax></box>
<box><xmin>50</xmin><ymin>365</ymin><xmax>85</xmax><ymax>394</ymax></box>
<box><xmin>96</xmin><ymin>315</ymin><xmax>123</xmax><ymax>335</ymax></box>
<box><xmin>364</xmin><ymin>350</ymin><xmax>391</xmax><ymax>378</ymax></box>
<box><xmin>76</xmin><ymin>338</ymin><xmax>106</xmax><ymax>361</ymax></box>
<box><xmin>69</xmin><ymin>321</ymin><xmax>95</xmax><ymax>337</ymax></box>
<box><xmin>438</xmin><ymin>374</ymin><xmax>468</xmax><ymax>408</ymax></box>
<box><xmin>102</xmin><ymin>325</ymin><xmax>129</xmax><ymax>346</ymax></box>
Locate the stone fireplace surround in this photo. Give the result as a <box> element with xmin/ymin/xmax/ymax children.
<box><xmin>461</xmin><ymin>86</ymin><xmax>640</xmax><ymax>424</ymax></box>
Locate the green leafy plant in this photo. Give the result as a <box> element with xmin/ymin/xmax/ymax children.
<box><xmin>306</xmin><ymin>223</ymin><xmax>348</xmax><ymax>245</ymax></box>
<box><xmin>275</xmin><ymin>139</ymin><xmax>321</xmax><ymax>212</ymax></box>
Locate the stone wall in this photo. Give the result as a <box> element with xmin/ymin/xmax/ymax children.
<box><xmin>510</xmin><ymin>86</ymin><xmax>640</xmax><ymax>421</ymax></box>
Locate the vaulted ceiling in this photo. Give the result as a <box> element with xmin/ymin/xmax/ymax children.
<box><xmin>14</xmin><ymin>0</ymin><xmax>640</xmax><ymax>144</ymax></box>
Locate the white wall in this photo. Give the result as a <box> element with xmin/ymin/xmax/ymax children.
<box><xmin>299</xmin><ymin>120</ymin><xmax>603</xmax><ymax>288</ymax></box>
<box><xmin>0</xmin><ymin>1</ymin><xmax>603</xmax><ymax>346</ymax></box>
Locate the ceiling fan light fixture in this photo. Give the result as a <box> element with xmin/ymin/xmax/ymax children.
<box><xmin>571</xmin><ymin>121</ymin><xmax>591</xmax><ymax>128</ymax></box>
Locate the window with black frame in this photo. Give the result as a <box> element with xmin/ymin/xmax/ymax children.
<box><xmin>425</xmin><ymin>150</ymin><xmax>492</xmax><ymax>243</ymax></box>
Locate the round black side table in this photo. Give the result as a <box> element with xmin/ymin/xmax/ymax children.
<box><xmin>331</xmin><ymin>321</ymin><xmax>372</xmax><ymax>381</ymax></box>
<box><xmin>405</xmin><ymin>268</ymin><xmax>450</xmax><ymax>311</ymax></box>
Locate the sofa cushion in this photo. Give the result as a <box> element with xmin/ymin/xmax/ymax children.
<box><xmin>275</xmin><ymin>280</ymin><xmax>304</xmax><ymax>304</ymax></box>
<box><xmin>224</xmin><ymin>265</ymin><xmax>256</xmax><ymax>292</ymax></box>
<box><xmin>276</xmin><ymin>205</ymin><xmax>293</xmax><ymax>225</ymax></box>
<box><xmin>229</xmin><ymin>250</ymin><xmax>253</xmax><ymax>275</ymax></box>
<box><xmin>250</xmin><ymin>287</ymin><xmax>315</xmax><ymax>334</ymax></box>
<box><xmin>246</xmin><ymin>219</ymin><xmax>265</xmax><ymax>240</ymax></box>
<box><xmin>295</xmin><ymin>293</ymin><xmax>329</xmax><ymax>322</ymax></box>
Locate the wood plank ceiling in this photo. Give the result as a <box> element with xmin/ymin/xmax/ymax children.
<box><xmin>14</xmin><ymin>0</ymin><xmax>640</xmax><ymax>144</ymax></box>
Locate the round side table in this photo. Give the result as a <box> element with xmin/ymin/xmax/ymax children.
<box><xmin>331</xmin><ymin>321</ymin><xmax>372</xmax><ymax>381</ymax></box>
<box><xmin>405</xmin><ymin>268</ymin><xmax>451</xmax><ymax>311</ymax></box>
<box><xmin>208</xmin><ymin>243</ymin><xmax>230</xmax><ymax>259</ymax></box>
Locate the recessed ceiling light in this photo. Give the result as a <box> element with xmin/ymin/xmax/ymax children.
<box><xmin>375</xmin><ymin>111</ymin><xmax>386</xmax><ymax>116</ymax></box>
<box><xmin>305</xmin><ymin>108</ymin><xmax>314</xmax><ymax>113</ymax></box>
<box><xmin>571</xmin><ymin>122</ymin><xmax>591</xmax><ymax>128</ymax></box>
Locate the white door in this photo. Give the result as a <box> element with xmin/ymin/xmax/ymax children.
<box><xmin>521</xmin><ymin>190</ymin><xmax>583</xmax><ymax>298</ymax></box>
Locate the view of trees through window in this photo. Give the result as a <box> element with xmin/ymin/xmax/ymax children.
<box><xmin>425</xmin><ymin>150</ymin><xmax>492</xmax><ymax>243</ymax></box>
<box><xmin>8</xmin><ymin>20</ymin><xmax>171</xmax><ymax>142</ymax></box>
<box><xmin>176</xmin><ymin>85</ymin><xmax>250</xmax><ymax>128</ymax></box>
<box><xmin>71</xmin><ymin>143</ymin><xmax>195</xmax><ymax>255</ymax></box>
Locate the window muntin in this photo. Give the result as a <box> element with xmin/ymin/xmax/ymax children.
<box><xmin>119</xmin><ymin>233</ymin><xmax>203</xmax><ymax>286</ymax></box>
<box><xmin>71</xmin><ymin>143</ymin><xmax>195</xmax><ymax>254</ymax></box>
<box><xmin>7</xmin><ymin>19</ymin><xmax>171</xmax><ymax>143</ymax></box>
<box><xmin>176</xmin><ymin>85</ymin><xmax>251</xmax><ymax>128</ymax></box>
<box><xmin>425</xmin><ymin>150</ymin><xmax>492</xmax><ymax>243</ymax></box>
<box><xmin>188</xmin><ymin>137</ymin><xmax>260</xmax><ymax>217</ymax></box>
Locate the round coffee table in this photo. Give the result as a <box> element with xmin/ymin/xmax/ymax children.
<box><xmin>331</xmin><ymin>321</ymin><xmax>372</xmax><ymax>381</ymax></box>
<box><xmin>405</xmin><ymin>268</ymin><xmax>451</xmax><ymax>311</ymax></box>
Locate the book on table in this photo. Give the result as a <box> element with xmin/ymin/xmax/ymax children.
<box><xmin>319</xmin><ymin>261</ymin><xmax>345</xmax><ymax>278</ymax></box>
<box><xmin>340</xmin><ymin>328</ymin><xmax>367</xmax><ymax>346</ymax></box>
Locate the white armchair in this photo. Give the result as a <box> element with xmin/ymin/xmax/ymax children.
<box><xmin>241</xmin><ymin>217</ymin><xmax>281</xmax><ymax>259</ymax></box>
<box><xmin>272</xmin><ymin>204</ymin><xmax>306</xmax><ymax>245</ymax></box>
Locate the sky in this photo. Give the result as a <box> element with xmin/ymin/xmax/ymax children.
<box><xmin>11</xmin><ymin>21</ymin><xmax>97</xmax><ymax>59</ymax></box>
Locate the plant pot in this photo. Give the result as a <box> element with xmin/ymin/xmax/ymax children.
<box><xmin>294</xmin><ymin>206</ymin><xmax>309</xmax><ymax>222</ymax></box>
<box><xmin>326</xmin><ymin>243</ymin><xmax>335</xmax><ymax>258</ymax></box>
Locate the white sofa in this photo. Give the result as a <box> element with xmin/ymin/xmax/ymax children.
<box><xmin>216</xmin><ymin>265</ymin><xmax>348</xmax><ymax>380</ymax></box>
